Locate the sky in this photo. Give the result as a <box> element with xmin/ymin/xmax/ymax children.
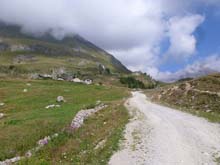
<box><xmin>0</xmin><ymin>0</ymin><xmax>220</xmax><ymax>82</ymax></box>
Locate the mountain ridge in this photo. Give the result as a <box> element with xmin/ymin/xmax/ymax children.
<box><xmin>0</xmin><ymin>23</ymin><xmax>130</xmax><ymax>76</ymax></box>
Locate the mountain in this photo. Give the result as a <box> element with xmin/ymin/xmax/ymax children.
<box><xmin>0</xmin><ymin>23</ymin><xmax>130</xmax><ymax>78</ymax></box>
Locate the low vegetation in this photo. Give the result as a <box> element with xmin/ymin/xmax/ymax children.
<box><xmin>0</xmin><ymin>79</ymin><xmax>129</xmax><ymax>164</ymax></box>
<box><xmin>149</xmin><ymin>73</ymin><xmax>220</xmax><ymax>122</ymax></box>
<box><xmin>120</xmin><ymin>76</ymin><xmax>145</xmax><ymax>89</ymax></box>
<box><xmin>120</xmin><ymin>76</ymin><xmax>156</xmax><ymax>89</ymax></box>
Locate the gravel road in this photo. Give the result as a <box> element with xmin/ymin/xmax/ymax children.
<box><xmin>109</xmin><ymin>91</ymin><xmax>220</xmax><ymax>165</ymax></box>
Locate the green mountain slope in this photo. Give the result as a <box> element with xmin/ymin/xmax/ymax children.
<box><xmin>0</xmin><ymin>23</ymin><xmax>130</xmax><ymax>77</ymax></box>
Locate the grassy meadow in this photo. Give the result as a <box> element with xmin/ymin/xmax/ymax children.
<box><xmin>0</xmin><ymin>79</ymin><xmax>129</xmax><ymax>164</ymax></box>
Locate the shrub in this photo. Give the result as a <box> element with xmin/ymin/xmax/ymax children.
<box><xmin>120</xmin><ymin>76</ymin><xmax>145</xmax><ymax>89</ymax></box>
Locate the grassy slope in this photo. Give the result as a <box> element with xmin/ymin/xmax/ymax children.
<box><xmin>0</xmin><ymin>51</ymin><xmax>99</xmax><ymax>75</ymax></box>
<box><xmin>0</xmin><ymin>79</ymin><xmax>129</xmax><ymax>164</ymax></box>
<box><xmin>148</xmin><ymin>73</ymin><xmax>220</xmax><ymax>122</ymax></box>
<box><xmin>0</xmin><ymin>35</ymin><xmax>129</xmax><ymax>75</ymax></box>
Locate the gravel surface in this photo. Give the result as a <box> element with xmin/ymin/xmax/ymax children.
<box><xmin>109</xmin><ymin>91</ymin><xmax>220</xmax><ymax>165</ymax></box>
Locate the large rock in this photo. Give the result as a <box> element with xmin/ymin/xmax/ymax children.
<box><xmin>71</xmin><ymin>78</ymin><xmax>82</xmax><ymax>83</ymax></box>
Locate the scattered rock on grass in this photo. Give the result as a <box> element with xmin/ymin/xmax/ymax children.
<box><xmin>0</xmin><ymin>113</ymin><xmax>4</xmax><ymax>119</ymax></box>
<box><xmin>96</xmin><ymin>100</ymin><xmax>101</xmax><ymax>105</ymax></box>
<box><xmin>38</xmin><ymin>136</ymin><xmax>51</xmax><ymax>146</ymax></box>
<box><xmin>25</xmin><ymin>151</ymin><xmax>32</xmax><ymax>158</ymax></box>
<box><xmin>26</xmin><ymin>83</ymin><xmax>31</xmax><ymax>86</ymax></box>
<box><xmin>45</xmin><ymin>104</ymin><xmax>60</xmax><ymax>109</ymax></box>
<box><xmin>206</xmin><ymin>109</ymin><xmax>212</xmax><ymax>113</ymax></box>
<box><xmin>0</xmin><ymin>103</ymin><xmax>5</xmax><ymax>106</ymax></box>
<box><xmin>94</xmin><ymin>139</ymin><xmax>107</xmax><ymax>150</ymax></box>
<box><xmin>0</xmin><ymin>133</ymin><xmax>59</xmax><ymax>164</ymax></box>
<box><xmin>23</xmin><ymin>89</ymin><xmax>28</xmax><ymax>93</ymax></box>
<box><xmin>57</xmin><ymin>96</ymin><xmax>65</xmax><ymax>102</ymax></box>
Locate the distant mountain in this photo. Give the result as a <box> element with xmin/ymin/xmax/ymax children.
<box><xmin>0</xmin><ymin>23</ymin><xmax>130</xmax><ymax>77</ymax></box>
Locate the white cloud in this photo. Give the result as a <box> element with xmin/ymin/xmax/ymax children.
<box><xmin>0</xmin><ymin>0</ymin><xmax>165</xmax><ymax>50</ymax></box>
<box><xmin>165</xmin><ymin>15</ymin><xmax>205</xmax><ymax>60</ymax></box>
<box><xmin>151</xmin><ymin>54</ymin><xmax>220</xmax><ymax>82</ymax></box>
<box><xmin>111</xmin><ymin>45</ymin><xmax>160</xmax><ymax>71</ymax></box>
<box><xmin>0</xmin><ymin>0</ymin><xmax>218</xmax><ymax>81</ymax></box>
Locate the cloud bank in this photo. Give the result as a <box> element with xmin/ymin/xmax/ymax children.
<box><xmin>149</xmin><ymin>54</ymin><xmax>220</xmax><ymax>82</ymax></box>
<box><xmin>0</xmin><ymin>0</ymin><xmax>219</xmax><ymax>82</ymax></box>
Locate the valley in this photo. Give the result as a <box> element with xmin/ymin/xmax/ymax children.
<box><xmin>0</xmin><ymin>23</ymin><xmax>220</xmax><ymax>165</ymax></box>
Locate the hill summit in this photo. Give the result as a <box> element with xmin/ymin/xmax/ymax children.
<box><xmin>0</xmin><ymin>23</ymin><xmax>130</xmax><ymax>78</ymax></box>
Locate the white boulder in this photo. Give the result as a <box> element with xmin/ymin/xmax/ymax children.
<box><xmin>0</xmin><ymin>113</ymin><xmax>4</xmax><ymax>119</ymax></box>
<box><xmin>84</xmin><ymin>79</ymin><xmax>92</xmax><ymax>85</ymax></box>
<box><xmin>57</xmin><ymin>96</ymin><xmax>65</xmax><ymax>102</ymax></box>
<box><xmin>71</xmin><ymin>78</ymin><xmax>82</xmax><ymax>83</ymax></box>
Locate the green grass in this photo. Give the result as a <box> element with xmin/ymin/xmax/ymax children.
<box><xmin>19</xmin><ymin>104</ymin><xmax>129</xmax><ymax>165</ymax></box>
<box><xmin>0</xmin><ymin>51</ymin><xmax>99</xmax><ymax>75</ymax></box>
<box><xmin>0</xmin><ymin>79</ymin><xmax>129</xmax><ymax>163</ymax></box>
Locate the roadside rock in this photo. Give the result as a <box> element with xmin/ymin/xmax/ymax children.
<box><xmin>94</xmin><ymin>139</ymin><xmax>107</xmax><ymax>150</ymax></box>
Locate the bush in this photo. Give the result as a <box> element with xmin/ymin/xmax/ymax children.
<box><xmin>120</xmin><ymin>76</ymin><xmax>145</xmax><ymax>89</ymax></box>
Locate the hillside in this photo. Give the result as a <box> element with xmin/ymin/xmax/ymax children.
<box><xmin>0</xmin><ymin>23</ymin><xmax>130</xmax><ymax>79</ymax></box>
<box><xmin>150</xmin><ymin>73</ymin><xmax>220</xmax><ymax>122</ymax></box>
<box><xmin>0</xmin><ymin>23</ymin><xmax>133</xmax><ymax>164</ymax></box>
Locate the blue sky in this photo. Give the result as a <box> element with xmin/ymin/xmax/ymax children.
<box><xmin>159</xmin><ymin>10</ymin><xmax>220</xmax><ymax>72</ymax></box>
<box><xmin>196</xmin><ymin>9</ymin><xmax>220</xmax><ymax>57</ymax></box>
<box><xmin>156</xmin><ymin>4</ymin><xmax>220</xmax><ymax>81</ymax></box>
<box><xmin>0</xmin><ymin>0</ymin><xmax>220</xmax><ymax>81</ymax></box>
